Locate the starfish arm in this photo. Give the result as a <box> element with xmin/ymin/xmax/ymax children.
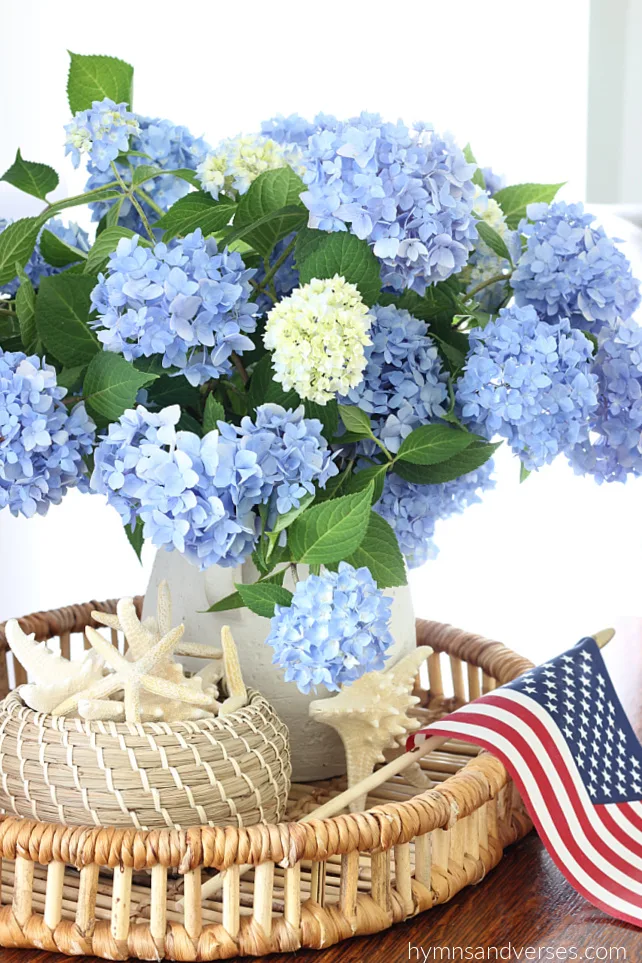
<box><xmin>221</xmin><ymin>626</ymin><xmax>247</xmax><ymax>703</ymax></box>
<box><xmin>91</xmin><ymin>612</ymin><xmax>121</xmax><ymax>631</ymax></box>
<box><xmin>85</xmin><ymin>627</ymin><xmax>130</xmax><ymax>672</ymax></box>
<box><xmin>157</xmin><ymin>580</ymin><xmax>173</xmax><ymax>638</ymax></box>
<box><xmin>78</xmin><ymin>699</ymin><xmax>125</xmax><ymax>722</ymax></box>
<box><xmin>140</xmin><ymin>673</ymin><xmax>218</xmax><ymax>707</ymax></box>
<box><xmin>139</xmin><ymin>624</ymin><xmax>185</xmax><ymax>674</ymax></box>
<box><xmin>219</xmin><ymin>694</ymin><xmax>247</xmax><ymax>716</ymax></box>
<box><xmin>52</xmin><ymin>674</ymin><xmax>122</xmax><ymax>716</ymax></box>
<box><xmin>123</xmin><ymin>680</ymin><xmax>141</xmax><ymax>723</ymax></box>
<box><xmin>175</xmin><ymin>642</ymin><xmax>223</xmax><ymax>660</ymax></box>
<box><xmin>143</xmin><ymin>616</ymin><xmax>159</xmax><ymax>639</ymax></box>
<box><xmin>117</xmin><ymin>597</ymin><xmax>155</xmax><ymax>660</ymax></box>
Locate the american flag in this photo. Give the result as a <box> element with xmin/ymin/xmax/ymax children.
<box><xmin>407</xmin><ymin>637</ymin><xmax>642</xmax><ymax>926</ymax></box>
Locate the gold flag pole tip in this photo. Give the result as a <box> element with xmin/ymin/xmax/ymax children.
<box><xmin>593</xmin><ymin>628</ymin><xmax>615</xmax><ymax>649</ymax></box>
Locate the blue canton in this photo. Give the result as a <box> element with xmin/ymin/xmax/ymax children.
<box><xmin>506</xmin><ymin>637</ymin><xmax>642</xmax><ymax>805</ymax></box>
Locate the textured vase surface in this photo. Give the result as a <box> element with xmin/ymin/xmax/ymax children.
<box><xmin>144</xmin><ymin>551</ymin><xmax>417</xmax><ymax>781</ymax></box>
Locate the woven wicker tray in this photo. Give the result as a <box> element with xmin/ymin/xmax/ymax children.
<box><xmin>0</xmin><ymin>600</ymin><xmax>534</xmax><ymax>960</ymax></box>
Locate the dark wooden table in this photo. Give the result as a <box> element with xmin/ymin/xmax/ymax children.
<box><xmin>5</xmin><ymin>618</ymin><xmax>641</xmax><ymax>963</ymax></box>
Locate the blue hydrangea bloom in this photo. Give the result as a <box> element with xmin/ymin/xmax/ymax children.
<box><xmin>569</xmin><ymin>316</ymin><xmax>642</xmax><ymax>482</ymax></box>
<box><xmin>375</xmin><ymin>463</ymin><xmax>495</xmax><ymax>568</ymax></box>
<box><xmin>219</xmin><ymin>403</ymin><xmax>338</xmax><ymax>520</ymax></box>
<box><xmin>84</xmin><ymin>115</ymin><xmax>210</xmax><ymax>232</ymax></box>
<box><xmin>253</xmin><ymin>233</ymin><xmax>299</xmax><ymax>313</ymax></box>
<box><xmin>512</xmin><ymin>202</ymin><xmax>641</xmax><ymax>333</ymax></box>
<box><xmin>91</xmin><ymin>403</ymin><xmax>337</xmax><ymax>569</ymax></box>
<box><xmin>64</xmin><ymin>98</ymin><xmax>139</xmax><ymax>172</ymax></box>
<box><xmin>90</xmin><ymin>230</ymin><xmax>257</xmax><ymax>386</ymax></box>
<box><xmin>261</xmin><ymin>113</ymin><xmax>318</xmax><ymax>147</ymax></box>
<box><xmin>266</xmin><ymin>561</ymin><xmax>394</xmax><ymax>693</ymax></box>
<box><xmin>341</xmin><ymin>304</ymin><xmax>448</xmax><ymax>454</ymax></box>
<box><xmin>481</xmin><ymin>166</ymin><xmax>504</xmax><ymax>196</ymax></box>
<box><xmin>0</xmin><ymin>218</ymin><xmax>90</xmax><ymax>297</ymax></box>
<box><xmin>0</xmin><ymin>349</ymin><xmax>95</xmax><ymax>518</ymax></box>
<box><xmin>293</xmin><ymin>113</ymin><xmax>477</xmax><ymax>294</ymax></box>
<box><xmin>456</xmin><ymin>304</ymin><xmax>599</xmax><ymax>470</ymax></box>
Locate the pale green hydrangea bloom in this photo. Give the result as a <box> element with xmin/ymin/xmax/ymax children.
<box><xmin>264</xmin><ymin>275</ymin><xmax>373</xmax><ymax>405</ymax></box>
<box><xmin>197</xmin><ymin>134</ymin><xmax>302</xmax><ymax>200</ymax></box>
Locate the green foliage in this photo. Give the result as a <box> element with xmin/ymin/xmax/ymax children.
<box><xmin>304</xmin><ymin>399</ymin><xmax>338</xmax><ymax>442</ymax></box>
<box><xmin>234</xmin><ymin>168</ymin><xmax>307</xmax><ymax>255</ymax></box>
<box><xmin>0</xmin><ymin>217</ymin><xmax>42</xmax><ymax>286</ymax></box>
<box><xmin>494</xmin><ymin>182</ymin><xmax>565</xmax><ymax>230</ymax></box>
<box><xmin>67</xmin><ymin>52</ymin><xmax>134</xmax><ymax>113</ymax></box>
<box><xmin>208</xmin><ymin>569</ymin><xmax>287</xmax><ymax>613</ymax></box>
<box><xmin>297</xmin><ymin>231</ymin><xmax>382</xmax><ymax>306</ymax></box>
<box><xmin>145</xmin><ymin>375</ymin><xmax>201</xmax><ymax>412</ymax></box>
<box><xmin>203</xmin><ymin>395</ymin><xmax>225</xmax><ymax>433</ymax></box>
<box><xmin>329</xmin><ymin>511</ymin><xmax>406</xmax><ymax>588</ymax></box>
<box><xmin>520</xmin><ymin>462</ymin><xmax>531</xmax><ymax>483</ymax></box>
<box><xmin>476</xmin><ymin>222</ymin><xmax>512</xmax><ymax>263</ymax></box>
<box><xmin>248</xmin><ymin>353</ymin><xmax>300</xmax><ymax>410</ymax></box>
<box><xmin>288</xmin><ymin>483</ymin><xmax>373</xmax><ymax>565</ymax></box>
<box><xmin>394</xmin><ymin>439</ymin><xmax>501</xmax><ymax>484</ymax></box>
<box><xmin>35</xmin><ymin>274</ymin><xmax>100</xmax><ymax>365</ymax></box>
<box><xmin>153</xmin><ymin>192</ymin><xmax>235</xmax><ymax>241</ymax></box>
<box><xmin>269</xmin><ymin>492</ymin><xmax>316</xmax><ymax>538</ymax></box>
<box><xmin>1</xmin><ymin>150</ymin><xmax>58</xmax><ymax>201</ymax></box>
<box><xmin>125</xmin><ymin>518</ymin><xmax>145</xmax><ymax>562</ymax></box>
<box><xmin>463</xmin><ymin>143</ymin><xmax>485</xmax><ymax>190</ymax></box>
<box><xmin>234</xmin><ymin>580</ymin><xmax>293</xmax><ymax>618</ymax></box>
<box><xmin>396</xmin><ymin>424</ymin><xmax>476</xmax><ymax>465</ymax></box>
<box><xmin>39</xmin><ymin>229</ymin><xmax>87</xmax><ymax>268</ymax></box>
<box><xmin>344</xmin><ymin>464</ymin><xmax>388</xmax><ymax>504</ymax></box>
<box><xmin>337</xmin><ymin>403</ymin><xmax>372</xmax><ymax>438</ymax></box>
<box><xmin>83</xmin><ymin>352</ymin><xmax>158</xmax><ymax>424</ymax></box>
<box><xmin>84</xmin><ymin>226</ymin><xmax>144</xmax><ymax>274</ymax></box>
<box><xmin>14</xmin><ymin>267</ymin><xmax>38</xmax><ymax>354</ymax></box>
<box><xmin>56</xmin><ymin>365</ymin><xmax>86</xmax><ymax>392</ymax></box>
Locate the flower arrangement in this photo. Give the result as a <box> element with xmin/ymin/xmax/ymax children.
<box><xmin>1</xmin><ymin>53</ymin><xmax>641</xmax><ymax>695</ymax></box>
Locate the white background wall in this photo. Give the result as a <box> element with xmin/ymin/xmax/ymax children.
<box><xmin>3</xmin><ymin>0</ymin><xmax>639</xmax><ymax>658</ymax></box>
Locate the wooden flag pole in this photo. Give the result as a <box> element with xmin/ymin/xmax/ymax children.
<box><xmin>193</xmin><ymin>627</ymin><xmax>615</xmax><ymax>904</ymax></box>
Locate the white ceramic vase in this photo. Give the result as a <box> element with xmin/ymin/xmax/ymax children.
<box><xmin>144</xmin><ymin>551</ymin><xmax>417</xmax><ymax>781</ymax></box>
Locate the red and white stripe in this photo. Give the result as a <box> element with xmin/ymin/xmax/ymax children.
<box><xmin>408</xmin><ymin>689</ymin><xmax>642</xmax><ymax>926</ymax></box>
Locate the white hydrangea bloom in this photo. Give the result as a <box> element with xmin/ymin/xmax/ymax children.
<box><xmin>465</xmin><ymin>186</ymin><xmax>512</xmax><ymax>306</ymax></box>
<box><xmin>197</xmin><ymin>134</ymin><xmax>303</xmax><ymax>200</ymax></box>
<box><xmin>472</xmin><ymin>185</ymin><xmax>508</xmax><ymax>237</ymax></box>
<box><xmin>264</xmin><ymin>275</ymin><xmax>373</xmax><ymax>405</ymax></box>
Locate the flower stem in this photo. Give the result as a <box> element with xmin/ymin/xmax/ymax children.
<box><xmin>136</xmin><ymin>187</ymin><xmax>165</xmax><ymax>219</ymax></box>
<box><xmin>111</xmin><ymin>162</ymin><xmax>155</xmax><ymax>242</ymax></box>
<box><xmin>466</xmin><ymin>271</ymin><xmax>512</xmax><ymax>299</ymax></box>
<box><xmin>231</xmin><ymin>351</ymin><xmax>249</xmax><ymax>385</ymax></box>
<box><xmin>260</xmin><ymin>235</ymin><xmax>296</xmax><ymax>291</ymax></box>
<box><xmin>289</xmin><ymin>562</ymin><xmax>300</xmax><ymax>585</ymax></box>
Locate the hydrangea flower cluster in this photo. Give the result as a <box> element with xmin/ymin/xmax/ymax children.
<box><xmin>261</xmin><ymin>113</ymin><xmax>318</xmax><ymax>147</ymax></box>
<box><xmin>218</xmin><ymin>403</ymin><xmax>338</xmax><ymax>519</ymax></box>
<box><xmin>456</xmin><ymin>304</ymin><xmax>599</xmax><ymax>470</ymax></box>
<box><xmin>375</xmin><ymin>463</ymin><xmax>495</xmax><ymax>567</ymax></box>
<box><xmin>341</xmin><ymin>304</ymin><xmax>448</xmax><ymax>454</ymax></box>
<box><xmin>90</xmin><ymin>230</ymin><xmax>257</xmax><ymax>386</ymax></box>
<box><xmin>464</xmin><ymin>188</ymin><xmax>518</xmax><ymax>312</ymax></box>
<box><xmin>64</xmin><ymin>98</ymin><xmax>140</xmax><ymax>171</ymax></box>
<box><xmin>480</xmin><ymin>166</ymin><xmax>504</xmax><ymax>196</ymax></box>
<box><xmin>91</xmin><ymin>403</ymin><xmax>337</xmax><ymax>569</ymax></box>
<box><xmin>0</xmin><ymin>219</ymin><xmax>90</xmax><ymax>297</ymax></box>
<box><xmin>0</xmin><ymin>349</ymin><xmax>95</xmax><ymax>518</ymax></box>
<box><xmin>85</xmin><ymin>115</ymin><xmax>210</xmax><ymax>231</ymax></box>
<box><xmin>569</xmin><ymin>315</ymin><xmax>642</xmax><ymax>482</ymax></box>
<box><xmin>291</xmin><ymin>112</ymin><xmax>478</xmax><ymax>294</ymax></box>
<box><xmin>266</xmin><ymin>561</ymin><xmax>394</xmax><ymax>693</ymax></box>
<box><xmin>264</xmin><ymin>275</ymin><xmax>373</xmax><ymax>404</ymax></box>
<box><xmin>197</xmin><ymin>134</ymin><xmax>302</xmax><ymax>200</ymax></box>
<box><xmin>512</xmin><ymin>202</ymin><xmax>640</xmax><ymax>332</ymax></box>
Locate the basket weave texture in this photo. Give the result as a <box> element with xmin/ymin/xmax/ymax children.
<box><xmin>0</xmin><ymin>601</ymin><xmax>534</xmax><ymax>961</ymax></box>
<box><xmin>0</xmin><ymin>688</ymin><xmax>291</xmax><ymax>830</ymax></box>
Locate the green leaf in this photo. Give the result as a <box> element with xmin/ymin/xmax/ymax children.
<box><xmin>0</xmin><ymin>217</ymin><xmax>42</xmax><ymax>286</ymax></box>
<box><xmin>297</xmin><ymin>231</ymin><xmax>382</xmax><ymax>306</ymax></box>
<box><xmin>67</xmin><ymin>52</ymin><xmax>134</xmax><ymax>113</ymax></box>
<box><xmin>396</xmin><ymin>424</ymin><xmax>475</xmax><ymax>465</ymax></box>
<box><xmin>344</xmin><ymin>464</ymin><xmax>388</xmax><ymax>504</ymax></box>
<box><xmin>520</xmin><ymin>462</ymin><xmax>531</xmax><ymax>483</ymax></box>
<box><xmin>338</xmin><ymin>511</ymin><xmax>406</xmax><ymax>588</ymax></box>
<box><xmin>35</xmin><ymin>274</ymin><xmax>100</xmax><ymax>365</ymax></box>
<box><xmin>84</xmin><ymin>226</ymin><xmax>140</xmax><ymax>275</ymax></box>
<box><xmin>494</xmin><ymin>182</ymin><xmax>565</xmax><ymax>230</ymax></box>
<box><xmin>203</xmin><ymin>395</ymin><xmax>225</xmax><ymax>433</ymax></box>
<box><xmin>234</xmin><ymin>167</ymin><xmax>306</xmax><ymax>255</ymax></box>
<box><xmin>337</xmin><ymin>404</ymin><xmax>373</xmax><ymax>438</ymax></box>
<box><xmin>14</xmin><ymin>267</ymin><xmax>38</xmax><ymax>353</ymax></box>
<box><xmin>269</xmin><ymin>492</ymin><xmax>316</xmax><ymax>537</ymax></box>
<box><xmin>234</xmin><ymin>580</ymin><xmax>293</xmax><ymax>618</ymax></box>
<box><xmin>207</xmin><ymin>569</ymin><xmax>287</xmax><ymax>613</ymax></box>
<box><xmin>394</xmin><ymin>440</ymin><xmax>500</xmax><ymax>484</ymax></box>
<box><xmin>39</xmin><ymin>229</ymin><xmax>87</xmax><ymax>268</ymax></box>
<box><xmin>125</xmin><ymin>518</ymin><xmax>145</xmax><ymax>563</ymax></box>
<box><xmin>57</xmin><ymin>365</ymin><xmax>86</xmax><ymax>392</ymax></box>
<box><xmin>476</xmin><ymin>222</ymin><xmax>512</xmax><ymax>262</ymax></box>
<box><xmin>153</xmin><ymin>192</ymin><xmax>235</xmax><ymax>241</ymax></box>
<box><xmin>83</xmin><ymin>351</ymin><xmax>158</xmax><ymax>423</ymax></box>
<box><xmin>131</xmin><ymin>165</ymin><xmax>164</xmax><ymax>187</ymax></box>
<box><xmin>463</xmin><ymin>143</ymin><xmax>485</xmax><ymax>190</ymax></box>
<box><xmin>1</xmin><ymin>149</ymin><xmax>58</xmax><ymax>201</ymax></box>
<box><xmin>0</xmin><ymin>313</ymin><xmax>22</xmax><ymax>352</ymax></box>
<box><xmin>248</xmin><ymin>353</ymin><xmax>301</xmax><ymax>410</ymax></box>
<box><xmin>294</xmin><ymin>227</ymin><xmax>327</xmax><ymax>266</ymax></box>
<box><xmin>303</xmin><ymin>399</ymin><xmax>338</xmax><ymax>442</ymax></box>
<box><xmin>146</xmin><ymin>374</ymin><xmax>200</xmax><ymax>411</ymax></box>
<box><xmin>289</xmin><ymin>484</ymin><xmax>373</xmax><ymax>565</ymax></box>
